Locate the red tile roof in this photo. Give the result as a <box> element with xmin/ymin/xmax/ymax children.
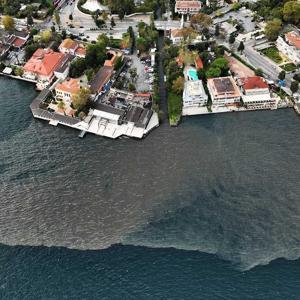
<box><xmin>13</xmin><ymin>37</ymin><xmax>27</xmax><ymax>48</ymax></box>
<box><xmin>195</xmin><ymin>56</ymin><xmax>203</xmax><ymax>69</ymax></box>
<box><xmin>23</xmin><ymin>49</ymin><xmax>65</xmax><ymax>77</ymax></box>
<box><xmin>75</xmin><ymin>47</ymin><xmax>86</xmax><ymax>57</ymax></box>
<box><xmin>175</xmin><ymin>1</ymin><xmax>201</xmax><ymax>9</ymax></box>
<box><xmin>241</xmin><ymin>76</ymin><xmax>268</xmax><ymax>90</ymax></box>
<box><xmin>285</xmin><ymin>31</ymin><xmax>300</xmax><ymax>49</ymax></box>
<box><xmin>56</xmin><ymin>78</ymin><xmax>81</xmax><ymax>94</ymax></box>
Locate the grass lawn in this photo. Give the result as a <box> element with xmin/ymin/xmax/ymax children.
<box><xmin>168</xmin><ymin>92</ymin><xmax>182</xmax><ymax>126</ymax></box>
<box><xmin>261</xmin><ymin>47</ymin><xmax>282</xmax><ymax>64</ymax></box>
<box><xmin>281</xmin><ymin>63</ymin><xmax>297</xmax><ymax>72</ymax></box>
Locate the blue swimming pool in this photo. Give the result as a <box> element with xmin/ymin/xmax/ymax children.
<box><xmin>188</xmin><ymin>69</ymin><xmax>199</xmax><ymax>80</ymax></box>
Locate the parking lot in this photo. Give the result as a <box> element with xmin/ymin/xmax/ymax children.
<box><xmin>129</xmin><ymin>53</ymin><xmax>153</xmax><ymax>92</ymax></box>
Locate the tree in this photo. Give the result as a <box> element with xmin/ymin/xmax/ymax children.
<box><xmin>2</xmin><ymin>15</ymin><xmax>15</xmax><ymax>32</ymax></box>
<box><xmin>128</xmin><ymin>82</ymin><xmax>136</xmax><ymax>92</ymax></box>
<box><xmin>129</xmin><ymin>67</ymin><xmax>138</xmax><ymax>83</ymax></box>
<box><xmin>229</xmin><ymin>33</ymin><xmax>235</xmax><ymax>44</ymax></box>
<box><xmin>265</xmin><ymin>18</ymin><xmax>282</xmax><ymax>41</ymax></box>
<box><xmin>69</xmin><ymin>14</ymin><xmax>73</xmax><ymax>21</ymax></box>
<box><xmin>136</xmin><ymin>37</ymin><xmax>147</xmax><ymax>53</ymax></box>
<box><xmin>111</xmin><ymin>17</ymin><xmax>115</xmax><ymax>27</ymax></box>
<box><xmin>290</xmin><ymin>81</ymin><xmax>299</xmax><ymax>94</ymax></box>
<box><xmin>190</xmin><ymin>13</ymin><xmax>212</xmax><ymax>30</ymax></box>
<box><xmin>27</xmin><ymin>14</ymin><xmax>33</xmax><ymax>26</ymax></box>
<box><xmin>54</xmin><ymin>11</ymin><xmax>61</xmax><ymax>26</ymax></box>
<box><xmin>206</xmin><ymin>67</ymin><xmax>221</xmax><ymax>78</ymax></box>
<box><xmin>211</xmin><ymin>57</ymin><xmax>229</xmax><ymax>75</ymax></box>
<box><xmin>172</xmin><ymin>76</ymin><xmax>184</xmax><ymax>95</ymax></box>
<box><xmin>278</xmin><ymin>70</ymin><xmax>286</xmax><ymax>81</ymax></box>
<box><xmin>237</xmin><ymin>41</ymin><xmax>245</xmax><ymax>53</ymax></box>
<box><xmin>24</xmin><ymin>43</ymin><xmax>39</xmax><ymax>60</ymax></box>
<box><xmin>215</xmin><ymin>24</ymin><xmax>220</xmax><ymax>37</ymax></box>
<box><xmin>283</xmin><ymin>1</ymin><xmax>300</xmax><ymax>25</ymax></box>
<box><xmin>72</xmin><ymin>87</ymin><xmax>91</xmax><ymax>111</ymax></box>
<box><xmin>41</xmin><ymin>30</ymin><xmax>52</xmax><ymax>43</ymax></box>
<box><xmin>57</xmin><ymin>100</ymin><xmax>65</xmax><ymax>111</ymax></box>
<box><xmin>255</xmin><ymin>68</ymin><xmax>263</xmax><ymax>77</ymax></box>
<box><xmin>69</xmin><ymin>58</ymin><xmax>87</xmax><ymax>78</ymax></box>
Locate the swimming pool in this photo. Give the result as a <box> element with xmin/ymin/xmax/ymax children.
<box><xmin>188</xmin><ymin>69</ymin><xmax>199</xmax><ymax>81</ymax></box>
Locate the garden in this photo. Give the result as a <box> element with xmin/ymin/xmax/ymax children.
<box><xmin>260</xmin><ymin>47</ymin><xmax>283</xmax><ymax>64</ymax></box>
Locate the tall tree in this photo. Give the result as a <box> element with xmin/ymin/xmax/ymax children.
<box><xmin>2</xmin><ymin>15</ymin><xmax>15</xmax><ymax>31</ymax></box>
<box><xmin>265</xmin><ymin>18</ymin><xmax>282</xmax><ymax>41</ymax></box>
<box><xmin>72</xmin><ymin>88</ymin><xmax>91</xmax><ymax>111</ymax></box>
<box><xmin>290</xmin><ymin>81</ymin><xmax>299</xmax><ymax>94</ymax></box>
<box><xmin>237</xmin><ymin>41</ymin><xmax>245</xmax><ymax>53</ymax></box>
<box><xmin>278</xmin><ymin>70</ymin><xmax>286</xmax><ymax>81</ymax></box>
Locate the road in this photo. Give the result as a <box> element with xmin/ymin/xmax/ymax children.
<box><xmin>243</xmin><ymin>40</ymin><xmax>293</xmax><ymax>91</ymax></box>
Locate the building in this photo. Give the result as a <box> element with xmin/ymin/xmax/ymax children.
<box><xmin>55</xmin><ymin>78</ymin><xmax>81</xmax><ymax>102</ymax></box>
<box><xmin>276</xmin><ymin>31</ymin><xmax>300</xmax><ymax>64</ymax></box>
<box><xmin>175</xmin><ymin>1</ymin><xmax>201</xmax><ymax>15</ymax></box>
<box><xmin>207</xmin><ymin>76</ymin><xmax>241</xmax><ymax>106</ymax></box>
<box><xmin>90</xmin><ymin>66</ymin><xmax>114</xmax><ymax>95</ymax></box>
<box><xmin>170</xmin><ymin>29</ymin><xmax>185</xmax><ymax>44</ymax></box>
<box><xmin>183</xmin><ymin>80</ymin><xmax>208</xmax><ymax>108</ymax></box>
<box><xmin>23</xmin><ymin>49</ymin><xmax>67</xmax><ymax>90</ymax></box>
<box><xmin>238</xmin><ymin>76</ymin><xmax>276</xmax><ymax>109</ymax></box>
<box><xmin>104</xmin><ymin>50</ymin><xmax>123</xmax><ymax>67</ymax></box>
<box><xmin>206</xmin><ymin>0</ymin><xmax>225</xmax><ymax>8</ymax></box>
<box><xmin>59</xmin><ymin>38</ymin><xmax>86</xmax><ymax>58</ymax></box>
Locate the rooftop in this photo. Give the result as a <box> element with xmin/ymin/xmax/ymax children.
<box><xmin>184</xmin><ymin>80</ymin><xmax>206</xmax><ymax>97</ymax></box>
<box><xmin>23</xmin><ymin>49</ymin><xmax>65</xmax><ymax>77</ymax></box>
<box><xmin>240</xmin><ymin>76</ymin><xmax>269</xmax><ymax>90</ymax></box>
<box><xmin>59</xmin><ymin>38</ymin><xmax>78</xmax><ymax>50</ymax></box>
<box><xmin>56</xmin><ymin>78</ymin><xmax>81</xmax><ymax>94</ymax></box>
<box><xmin>285</xmin><ymin>31</ymin><xmax>300</xmax><ymax>49</ymax></box>
<box><xmin>175</xmin><ymin>1</ymin><xmax>201</xmax><ymax>9</ymax></box>
<box><xmin>207</xmin><ymin>77</ymin><xmax>241</xmax><ymax>98</ymax></box>
<box><xmin>90</xmin><ymin>66</ymin><xmax>113</xmax><ymax>94</ymax></box>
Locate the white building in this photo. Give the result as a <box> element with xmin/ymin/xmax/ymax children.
<box><xmin>238</xmin><ymin>76</ymin><xmax>276</xmax><ymax>109</ymax></box>
<box><xmin>206</xmin><ymin>0</ymin><xmax>225</xmax><ymax>8</ymax></box>
<box><xmin>276</xmin><ymin>31</ymin><xmax>300</xmax><ymax>65</ymax></box>
<box><xmin>170</xmin><ymin>29</ymin><xmax>185</xmax><ymax>44</ymax></box>
<box><xmin>175</xmin><ymin>1</ymin><xmax>201</xmax><ymax>15</ymax></box>
<box><xmin>183</xmin><ymin>80</ymin><xmax>208</xmax><ymax>107</ymax></box>
<box><xmin>207</xmin><ymin>77</ymin><xmax>241</xmax><ymax>106</ymax></box>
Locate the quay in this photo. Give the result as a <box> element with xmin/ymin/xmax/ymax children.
<box><xmin>29</xmin><ymin>88</ymin><xmax>159</xmax><ymax>140</ymax></box>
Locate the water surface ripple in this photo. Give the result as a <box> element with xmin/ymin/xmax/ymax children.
<box><xmin>0</xmin><ymin>78</ymin><xmax>299</xmax><ymax>270</ymax></box>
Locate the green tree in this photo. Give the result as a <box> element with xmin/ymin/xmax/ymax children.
<box><xmin>237</xmin><ymin>41</ymin><xmax>245</xmax><ymax>53</ymax></box>
<box><xmin>215</xmin><ymin>24</ymin><xmax>220</xmax><ymax>37</ymax></box>
<box><xmin>2</xmin><ymin>15</ymin><xmax>15</xmax><ymax>31</ymax></box>
<box><xmin>255</xmin><ymin>68</ymin><xmax>263</xmax><ymax>77</ymax></box>
<box><xmin>72</xmin><ymin>87</ymin><xmax>91</xmax><ymax>111</ymax></box>
<box><xmin>206</xmin><ymin>67</ymin><xmax>221</xmax><ymax>78</ymax></box>
<box><xmin>229</xmin><ymin>33</ymin><xmax>235</xmax><ymax>44</ymax></box>
<box><xmin>283</xmin><ymin>1</ymin><xmax>300</xmax><ymax>25</ymax></box>
<box><xmin>27</xmin><ymin>14</ymin><xmax>33</xmax><ymax>26</ymax></box>
<box><xmin>265</xmin><ymin>18</ymin><xmax>282</xmax><ymax>41</ymax></box>
<box><xmin>136</xmin><ymin>37</ymin><xmax>147</xmax><ymax>53</ymax></box>
<box><xmin>54</xmin><ymin>11</ymin><xmax>61</xmax><ymax>26</ymax></box>
<box><xmin>57</xmin><ymin>100</ymin><xmax>65</xmax><ymax>111</ymax></box>
<box><xmin>69</xmin><ymin>14</ymin><xmax>73</xmax><ymax>21</ymax></box>
<box><xmin>69</xmin><ymin>58</ymin><xmax>87</xmax><ymax>78</ymax></box>
<box><xmin>41</xmin><ymin>30</ymin><xmax>52</xmax><ymax>43</ymax></box>
<box><xmin>129</xmin><ymin>67</ymin><xmax>138</xmax><ymax>83</ymax></box>
<box><xmin>278</xmin><ymin>70</ymin><xmax>286</xmax><ymax>81</ymax></box>
<box><xmin>172</xmin><ymin>76</ymin><xmax>185</xmax><ymax>95</ymax></box>
<box><xmin>290</xmin><ymin>81</ymin><xmax>299</xmax><ymax>94</ymax></box>
<box><xmin>111</xmin><ymin>17</ymin><xmax>115</xmax><ymax>27</ymax></box>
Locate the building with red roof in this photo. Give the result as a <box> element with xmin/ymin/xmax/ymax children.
<box><xmin>23</xmin><ymin>49</ymin><xmax>67</xmax><ymax>90</ymax></box>
<box><xmin>276</xmin><ymin>31</ymin><xmax>300</xmax><ymax>64</ymax></box>
<box><xmin>59</xmin><ymin>38</ymin><xmax>86</xmax><ymax>58</ymax></box>
<box><xmin>175</xmin><ymin>1</ymin><xmax>201</xmax><ymax>14</ymax></box>
<box><xmin>238</xmin><ymin>76</ymin><xmax>276</xmax><ymax>109</ymax></box>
